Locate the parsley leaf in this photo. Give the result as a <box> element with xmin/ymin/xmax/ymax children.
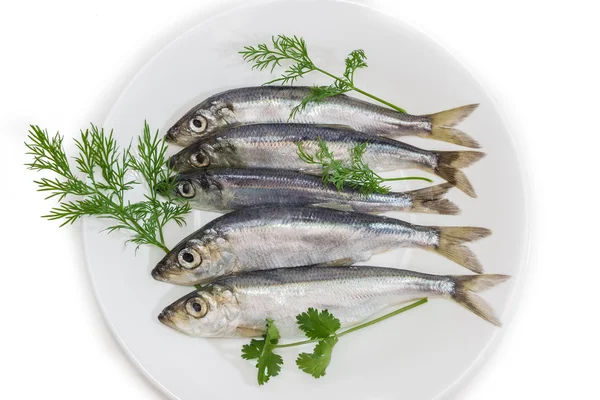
<box><xmin>240</xmin><ymin>318</ymin><xmax>283</xmax><ymax>385</ymax></box>
<box><xmin>241</xmin><ymin>339</ymin><xmax>264</xmax><ymax>360</ymax></box>
<box><xmin>296</xmin><ymin>337</ymin><xmax>339</xmax><ymax>378</ymax></box>
<box><xmin>240</xmin><ymin>299</ymin><xmax>428</xmax><ymax>385</ymax></box>
<box><xmin>296</xmin><ymin>308</ymin><xmax>341</xmax><ymax>340</ymax></box>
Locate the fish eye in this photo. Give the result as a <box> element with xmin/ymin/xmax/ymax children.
<box><xmin>185</xmin><ymin>297</ymin><xmax>208</xmax><ymax>318</ymax></box>
<box><xmin>177</xmin><ymin>180</ymin><xmax>195</xmax><ymax>198</ymax></box>
<box><xmin>178</xmin><ymin>248</ymin><xmax>202</xmax><ymax>269</ymax></box>
<box><xmin>190</xmin><ymin>150</ymin><xmax>210</xmax><ymax>168</ymax></box>
<box><xmin>189</xmin><ymin>115</ymin><xmax>207</xmax><ymax>133</ymax></box>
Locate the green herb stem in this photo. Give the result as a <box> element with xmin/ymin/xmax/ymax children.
<box><xmin>351</xmin><ymin>86</ymin><xmax>406</xmax><ymax>114</ymax></box>
<box><xmin>312</xmin><ymin>67</ymin><xmax>342</xmax><ymax>82</ymax></box>
<box><xmin>337</xmin><ymin>297</ymin><xmax>428</xmax><ymax>338</ymax></box>
<box><xmin>274</xmin><ymin>338</ymin><xmax>315</xmax><ymax>349</ymax></box>
<box><xmin>297</xmin><ymin>138</ymin><xmax>432</xmax><ymax>195</ymax></box>
<box><xmin>275</xmin><ymin>298</ymin><xmax>428</xmax><ymax>349</ymax></box>
<box><xmin>240</xmin><ymin>35</ymin><xmax>407</xmax><ymax>118</ymax></box>
<box><xmin>312</xmin><ymin>67</ymin><xmax>407</xmax><ymax>113</ymax></box>
<box><xmin>26</xmin><ymin>123</ymin><xmax>190</xmax><ymax>253</ymax></box>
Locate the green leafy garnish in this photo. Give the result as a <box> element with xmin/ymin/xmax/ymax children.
<box><xmin>242</xmin><ymin>298</ymin><xmax>428</xmax><ymax>384</ymax></box>
<box><xmin>25</xmin><ymin>122</ymin><xmax>191</xmax><ymax>253</ymax></box>
<box><xmin>296</xmin><ymin>337</ymin><xmax>338</xmax><ymax>378</ymax></box>
<box><xmin>241</xmin><ymin>319</ymin><xmax>284</xmax><ymax>385</ymax></box>
<box><xmin>295</xmin><ymin>309</ymin><xmax>341</xmax><ymax>378</ymax></box>
<box><xmin>296</xmin><ymin>308</ymin><xmax>340</xmax><ymax>339</ymax></box>
<box><xmin>296</xmin><ymin>138</ymin><xmax>433</xmax><ymax>195</ymax></box>
<box><xmin>240</xmin><ymin>35</ymin><xmax>406</xmax><ymax>119</ymax></box>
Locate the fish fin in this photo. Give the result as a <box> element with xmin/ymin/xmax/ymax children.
<box><xmin>236</xmin><ymin>326</ymin><xmax>265</xmax><ymax>337</ymax></box>
<box><xmin>434</xmin><ymin>151</ymin><xmax>485</xmax><ymax>198</ymax></box>
<box><xmin>434</xmin><ymin>226</ymin><xmax>492</xmax><ymax>273</ymax></box>
<box><xmin>452</xmin><ymin>274</ymin><xmax>510</xmax><ymax>326</ymax></box>
<box><xmin>312</xmin><ymin>203</ymin><xmax>355</xmax><ymax>212</ymax></box>
<box><xmin>426</xmin><ymin>104</ymin><xmax>480</xmax><ymax>148</ymax></box>
<box><xmin>406</xmin><ymin>183</ymin><xmax>460</xmax><ymax>215</ymax></box>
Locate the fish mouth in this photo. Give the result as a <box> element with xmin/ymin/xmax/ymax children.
<box><xmin>166</xmin><ymin>155</ymin><xmax>178</xmax><ymax>170</ymax></box>
<box><xmin>158</xmin><ymin>310</ymin><xmax>174</xmax><ymax>327</ymax></box>
<box><xmin>165</xmin><ymin>127</ymin><xmax>178</xmax><ymax>143</ymax></box>
<box><xmin>151</xmin><ymin>266</ymin><xmax>169</xmax><ymax>282</ymax></box>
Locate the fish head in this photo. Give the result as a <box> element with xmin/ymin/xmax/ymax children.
<box><xmin>166</xmin><ymin>100</ymin><xmax>235</xmax><ymax>146</ymax></box>
<box><xmin>167</xmin><ymin>139</ymin><xmax>238</xmax><ymax>173</ymax></box>
<box><xmin>151</xmin><ymin>235</ymin><xmax>238</xmax><ymax>285</ymax></box>
<box><xmin>168</xmin><ymin>172</ymin><xmax>226</xmax><ymax>210</ymax></box>
<box><xmin>158</xmin><ymin>285</ymin><xmax>240</xmax><ymax>337</ymax></box>
<box><xmin>167</xmin><ymin>141</ymin><xmax>212</xmax><ymax>173</ymax></box>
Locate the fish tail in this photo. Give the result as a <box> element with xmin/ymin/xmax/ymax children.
<box><xmin>426</xmin><ymin>104</ymin><xmax>480</xmax><ymax>148</ymax></box>
<box><xmin>406</xmin><ymin>183</ymin><xmax>460</xmax><ymax>215</ymax></box>
<box><xmin>434</xmin><ymin>151</ymin><xmax>485</xmax><ymax>198</ymax></box>
<box><xmin>434</xmin><ymin>226</ymin><xmax>492</xmax><ymax>273</ymax></box>
<box><xmin>452</xmin><ymin>274</ymin><xmax>510</xmax><ymax>326</ymax></box>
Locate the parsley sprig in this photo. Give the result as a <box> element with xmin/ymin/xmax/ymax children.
<box><xmin>240</xmin><ymin>35</ymin><xmax>406</xmax><ymax>119</ymax></box>
<box><xmin>297</xmin><ymin>138</ymin><xmax>433</xmax><ymax>195</ymax></box>
<box><xmin>25</xmin><ymin>122</ymin><xmax>191</xmax><ymax>252</ymax></box>
<box><xmin>242</xmin><ymin>298</ymin><xmax>428</xmax><ymax>385</ymax></box>
<box><xmin>241</xmin><ymin>319</ymin><xmax>284</xmax><ymax>384</ymax></box>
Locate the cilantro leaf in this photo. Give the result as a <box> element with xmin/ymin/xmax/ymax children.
<box><xmin>241</xmin><ymin>339</ymin><xmax>264</xmax><ymax>360</ymax></box>
<box><xmin>296</xmin><ymin>308</ymin><xmax>341</xmax><ymax>340</ymax></box>
<box><xmin>296</xmin><ymin>337</ymin><xmax>339</xmax><ymax>378</ymax></box>
<box><xmin>240</xmin><ymin>318</ymin><xmax>284</xmax><ymax>385</ymax></box>
<box><xmin>258</xmin><ymin>350</ymin><xmax>283</xmax><ymax>384</ymax></box>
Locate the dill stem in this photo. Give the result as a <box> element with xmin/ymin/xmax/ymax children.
<box><xmin>313</xmin><ymin>67</ymin><xmax>343</xmax><ymax>83</ymax></box>
<box><xmin>116</xmin><ymin>211</ymin><xmax>169</xmax><ymax>253</ymax></box>
<box><xmin>129</xmin><ymin>220</ymin><xmax>169</xmax><ymax>253</ymax></box>
<box><xmin>158</xmin><ymin>227</ymin><xmax>166</xmax><ymax>249</ymax></box>
<box><xmin>274</xmin><ymin>297</ymin><xmax>428</xmax><ymax>349</ymax></box>
<box><xmin>351</xmin><ymin>86</ymin><xmax>407</xmax><ymax>114</ymax></box>
<box><xmin>313</xmin><ymin>67</ymin><xmax>407</xmax><ymax>113</ymax></box>
<box><xmin>89</xmin><ymin>187</ymin><xmax>167</xmax><ymax>252</ymax></box>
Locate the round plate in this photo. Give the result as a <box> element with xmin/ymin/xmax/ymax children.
<box><xmin>84</xmin><ymin>1</ymin><xmax>529</xmax><ymax>399</ymax></box>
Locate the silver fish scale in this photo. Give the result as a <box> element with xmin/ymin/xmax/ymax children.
<box><xmin>215</xmin><ymin>266</ymin><xmax>455</xmax><ymax>335</ymax></box>
<box><xmin>207</xmin><ymin>86</ymin><xmax>431</xmax><ymax>136</ymax></box>
<box><xmin>206</xmin><ymin>206</ymin><xmax>440</xmax><ymax>271</ymax></box>
<box><xmin>192</xmin><ymin>169</ymin><xmax>413</xmax><ymax>212</ymax></box>
<box><xmin>200</xmin><ymin>124</ymin><xmax>438</xmax><ymax>172</ymax></box>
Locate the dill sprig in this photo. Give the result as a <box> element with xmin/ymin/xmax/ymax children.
<box><xmin>296</xmin><ymin>138</ymin><xmax>433</xmax><ymax>195</ymax></box>
<box><xmin>25</xmin><ymin>122</ymin><xmax>191</xmax><ymax>253</ymax></box>
<box><xmin>240</xmin><ymin>35</ymin><xmax>406</xmax><ymax>119</ymax></box>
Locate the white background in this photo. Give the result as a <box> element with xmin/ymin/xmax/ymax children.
<box><xmin>0</xmin><ymin>0</ymin><xmax>597</xmax><ymax>399</ymax></box>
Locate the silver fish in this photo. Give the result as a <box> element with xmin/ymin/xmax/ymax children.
<box><xmin>158</xmin><ymin>265</ymin><xmax>509</xmax><ymax>337</ymax></box>
<box><xmin>166</xmin><ymin>86</ymin><xmax>479</xmax><ymax>148</ymax></box>
<box><xmin>167</xmin><ymin>168</ymin><xmax>459</xmax><ymax>215</ymax></box>
<box><xmin>168</xmin><ymin>124</ymin><xmax>484</xmax><ymax>197</ymax></box>
<box><xmin>151</xmin><ymin>206</ymin><xmax>490</xmax><ymax>285</ymax></box>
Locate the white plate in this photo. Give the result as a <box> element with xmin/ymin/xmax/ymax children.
<box><xmin>84</xmin><ymin>1</ymin><xmax>529</xmax><ymax>399</ymax></box>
